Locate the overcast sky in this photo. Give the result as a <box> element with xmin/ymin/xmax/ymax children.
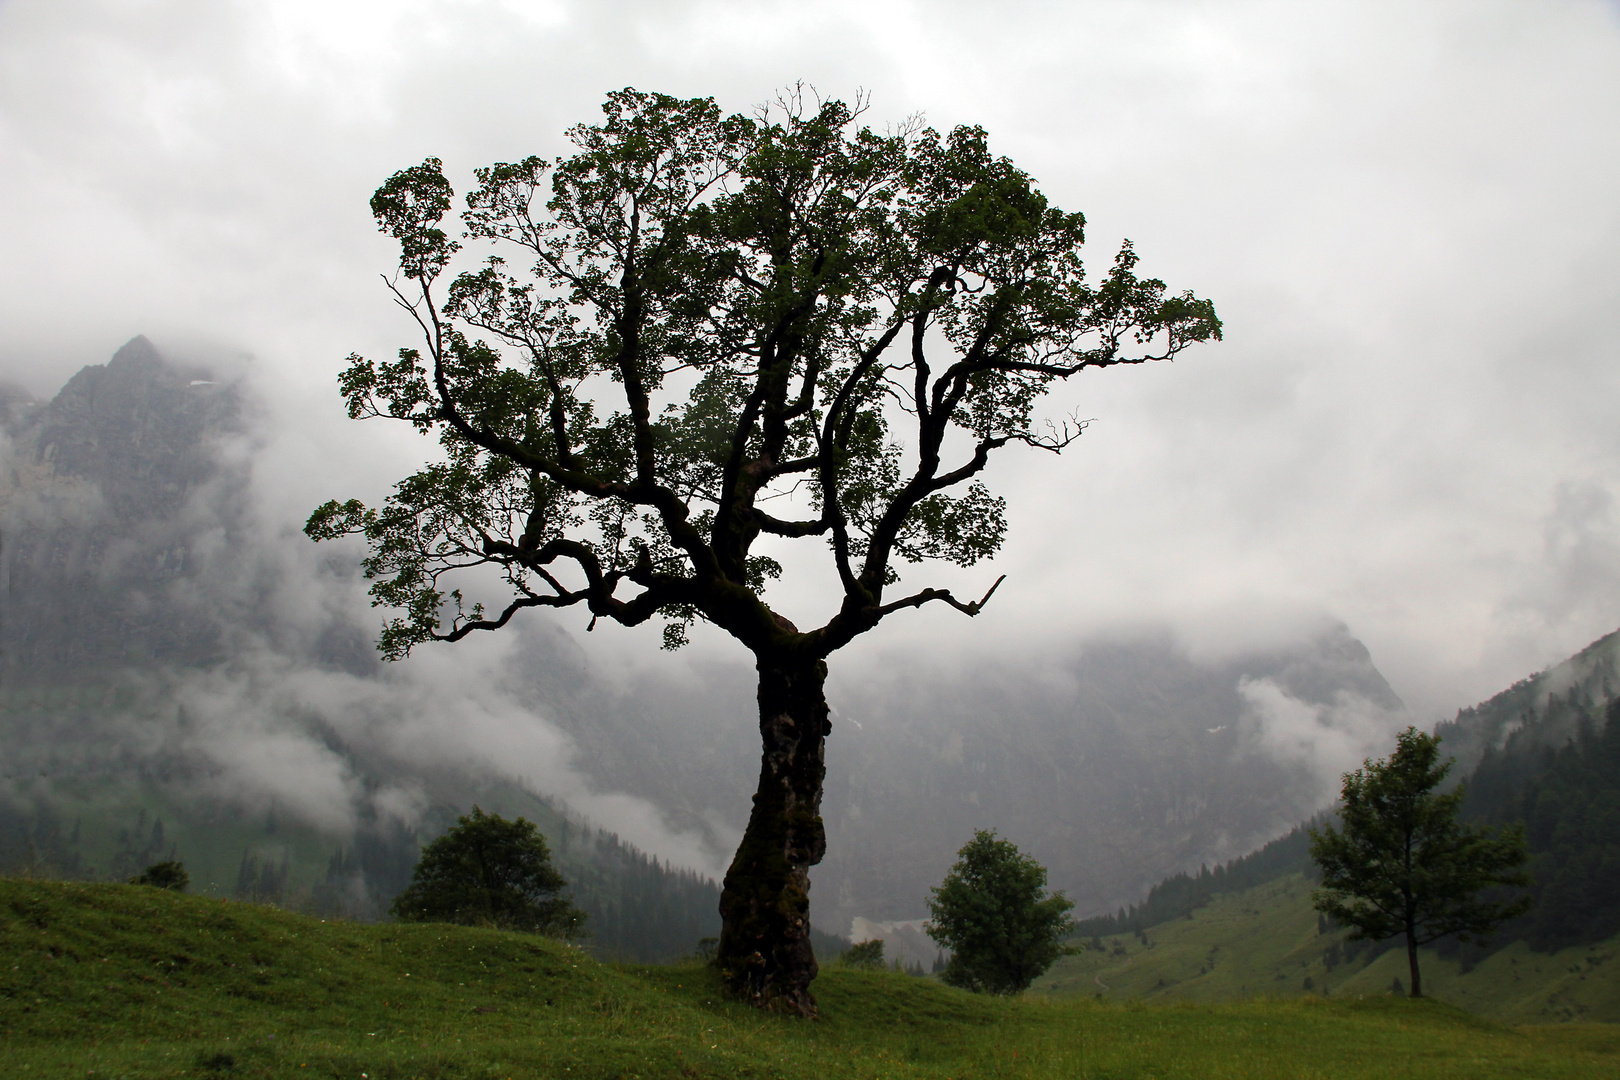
<box><xmin>3</xmin><ymin>0</ymin><xmax>1619</xmax><ymax>722</ymax></box>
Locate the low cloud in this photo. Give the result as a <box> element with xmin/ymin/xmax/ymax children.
<box><xmin>171</xmin><ymin>641</ymin><xmax>732</xmax><ymax>875</ymax></box>
<box><xmin>1236</xmin><ymin>677</ymin><xmax>1406</xmax><ymax>805</ymax></box>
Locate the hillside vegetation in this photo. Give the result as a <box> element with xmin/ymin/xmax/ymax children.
<box><xmin>1067</xmin><ymin>645</ymin><xmax>1620</xmax><ymax>995</ymax></box>
<box><xmin>5</xmin><ymin>879</ymin><xmax>1617</xmax><ymax>1079</ymax></box>
<box><xmin>1465</xmin><ymin>694</ymin><xmax>1620</xmax><ymax>954</ymax></box>
<box><xmin>1037</xmin><ymin>872</ymin><xmax>1620</xmax><ymax>1027</ymax></box>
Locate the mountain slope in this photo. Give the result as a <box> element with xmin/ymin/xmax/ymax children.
<box><xmin>1436</xmin><ymin>627</ymin><xmax>1620</xmax><ymax>774</ymax></box>
<box><xmin>1036</xmin><ymin>871</ymin><xmax>1620</xmax><ymax>1025</ymax></box>
<box><xmin>1464</xmin><ymin>695</ymin><xmax>1620</xmax><ymax>953</ymax></box>
<box><xmin>519</xmin><ymin>622</ymin><xmax>1407</xmax><ymax>928</ymax></box>
<box><xmin>1055</xmin><ymin>626</ymin><xmax>1620</xmax><ymax>1014</ymax></box>
<box><xmin>0</xmin><ymin>739</ymin><xmax>728</xmax><ymax>963</ymax></box>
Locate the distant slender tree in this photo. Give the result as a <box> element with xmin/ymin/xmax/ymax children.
<box><xmin>391</xmin><ymin>807</ymin><xmax>585</xmax><ymax>937</ymax></box>
<box><xmin>925</xmin><ymin>829</ymin><xmax>1075</xmax><ymax>994</ymax></box>
<box><xmin>308</xmin><ymin>87</ymin><xmax>1218</xmax><ymax>1013</ymax></box>
<box><xmin>1310</xmin><ymin>728</ymin><xmax>1531</xmax><ymax>998</ymax></box>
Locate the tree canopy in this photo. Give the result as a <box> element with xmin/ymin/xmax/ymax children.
<box><xmin>306</xmin><ymin>88</ymin><xmax>1219</xmax><ymax>661</ymax></box>
<box><xmin>308</xmin><ymin>86</ymin><xmax>1217</xmax><ymax>1014</ymax></box>
<box><xmin>925</xmin><ymin>829</ymin><xmax>1075</xmax><ymax>995</ymax></box>
<box><xmin>390</xmin><ymin>807</ymin><xmax>585</xmax><ymax>937</ymax></box>
<box><xmin>1310</xmin><ymin>728</ymin><xmax>1531</xmax><ymax>998</ymax></box>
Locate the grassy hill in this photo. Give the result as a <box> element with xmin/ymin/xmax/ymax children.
<box><xmin>5</xmin><ymin>879</ymin><xmax>1617</xmax><ymax>1078</ymax></box>
<box><xmin>1036</xmin><ymin>872</ymin><xmax>1620</xmax><ymax>1026</ymax></box>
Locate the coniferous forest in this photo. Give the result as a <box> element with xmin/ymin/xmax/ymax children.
<box><xmin>1463</xmin><ymin>696</ymin><xmax>1620</xmax><ymax>954</ymax></box>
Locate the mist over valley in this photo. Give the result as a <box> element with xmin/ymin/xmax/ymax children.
<box><xmin>2</xmin><ymin>338</ymin><xmax>1431</xmax><ymax>950</ymax></box>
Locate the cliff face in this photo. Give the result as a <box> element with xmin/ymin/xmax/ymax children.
<box><xmin>0</xmin><ymin>337</ymin><xmax>245</xmax><ymax>677</ymax></box>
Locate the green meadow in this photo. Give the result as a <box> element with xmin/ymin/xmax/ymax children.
<box><xmin>1035</xmin><ymin>873</ymin><xmax>1620</xmax><ymax>1027</ymax></box>
<box><xmin>5</xmin><ymin>879</ymin><xmax>1617</xmax><ymax>1079</ymax></box>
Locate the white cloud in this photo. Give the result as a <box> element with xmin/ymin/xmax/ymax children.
<box><xmin>1237</xmin><ymin>676</ymin><xmax>1405</xmax><ymax>805</ymax></box>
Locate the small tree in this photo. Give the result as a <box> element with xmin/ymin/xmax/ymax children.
<box><xmin>129</xmin><ymin>860</ymin><xmax>189</xmax><ymax>891</ymax></box>
<box><xmin>838</xmin><ymin>938</ymin><xmax>886</xmax><ymax>969</ymax></box>
<box><xmin>1309</xmin><ymin>728</ymin><xmax>1531</xmax><ymax>998</ymax></box>
<box><xmin>925</xmin><ymin>829</ymin><xmax>1075</xmax><ymax>994</ymax></box>
<box><xmin>391</xmin><ymin>807</ymin><xmax>585</xmax><ymax>937</ymax></box>
<box><xmin>309</xmin><ymin>87</ymin><xmax>1217</xmax><ymax>1013</ymax></box>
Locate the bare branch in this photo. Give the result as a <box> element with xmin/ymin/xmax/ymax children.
<box><xmin>1014</xmin><ymin>415</ymin><xmax>1092</xmax><ymax>454</ymax></box>
<box><xmin>871</xmin><ymin>574</ymin><xmax>1007</xmax><ymax>620</ymax></box>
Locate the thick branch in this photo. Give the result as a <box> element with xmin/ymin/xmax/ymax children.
<box><xmin>817</xmin><ymin>313</ymin><xmax>910</xmax><ymax>595</ymax></box>
<box><xmin>927</xmin><ymin>436</ymin><xmax>1011</xmax><ymax>494</ymax></box>
<box><xmin>615</xmin><ymin>196</ymin><xmax>659</xmax><ymax>486</ymax></box>
<box><xmin>435</xmin><ymin>591</ymin><xmax>587</xmax><ymax>642</ymax></box>
<box><xmin>754</xmin><ymin>510</ymin><xmax>831</xmax><ymax>538</ymax></box>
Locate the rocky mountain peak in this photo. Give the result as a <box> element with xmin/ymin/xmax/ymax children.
<box><xmin>32</xmin><ymin>336</ymin><xmax>238</xmax><ymax>521</ymax></box>
<box><xmin>1</xmin><ymin>337</ymin><xmax>246</xmax><ymax>676</ymax></box>
<box><xmin>108</xmin><ymin>334</ymin><xmax>164</xmax><ymax>373</ymax></box>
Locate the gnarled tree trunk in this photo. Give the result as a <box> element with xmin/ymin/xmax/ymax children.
<box><xmin>716</xmin><ymin>655</ymin><xmax>831</xmax><ymax>1016</ymax></box>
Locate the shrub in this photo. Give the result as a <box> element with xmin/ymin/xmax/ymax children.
<box><xmin>840</xmin><ymin>939</ymin><xmax>886</xmax><ymax>969</ymax></box>
<box><xmin>129</xmin><ymin>861</ymin><xmax>189</xmax><ymax>891</ymax></box>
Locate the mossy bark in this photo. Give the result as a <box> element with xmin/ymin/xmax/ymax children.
<box><xmin>716</xmin><ymin>656</ymin><xmax>830</xmax><ymax>1016</ymax></box>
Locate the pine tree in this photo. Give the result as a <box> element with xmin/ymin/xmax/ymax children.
<box><xmin>1310</xmin><ymin>728</ymin><xmax>1531</xmax><ymax>998</ymax></box>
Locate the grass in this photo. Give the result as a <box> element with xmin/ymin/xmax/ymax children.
<box><xmin>1034</xmin><ymin>873</ymin><xmax>1620</xmax><ymax>1026</ymax></box>
<box><xmin>4</xmin><ymin>878</ymin><xmax>1617</xmax><ymax>1078</ymax></box>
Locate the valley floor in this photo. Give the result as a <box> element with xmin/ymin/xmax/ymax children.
<box><xmin>1035</xmin><ymin>873</ymin><xmax>1620</xmax><ymax>1026</ymax></box>
<box><xmin>4</xmin><ymin>879</ymin><xmax>1618</xmax><ymax>1079</ymax></box>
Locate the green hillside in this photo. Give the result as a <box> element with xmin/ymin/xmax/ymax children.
<box><xmin>0</xmin><ymin>679</ymin><xmax>735</xmax><ymax>963</ymax></box>
<box><xmin>1036</xmin><ymin>872</ymin><xmax>1620</xmax><ymax>1026</ymax></box>
<box><xmin>5</xmin><ymin>879</ymin><xmax>1617</xmax><ymax>1079</ymax></box>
